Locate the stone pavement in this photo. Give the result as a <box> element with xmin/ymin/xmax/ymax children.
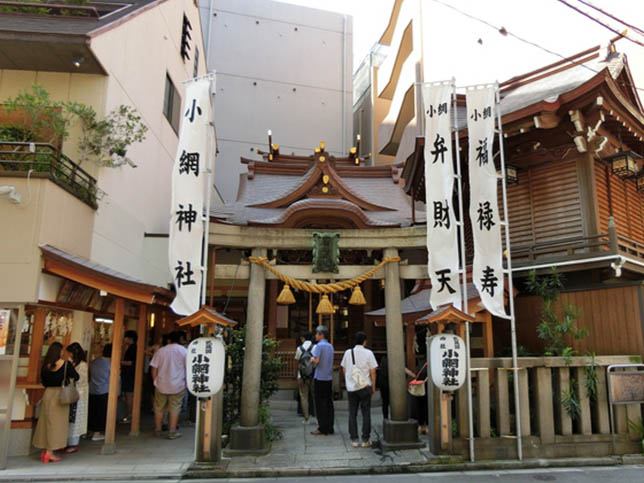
<box><xmin>3</xmin><ymin>401</ymin><xmax>641</xmax><ymax>481</ymax></box>
<box><xmin>0</xmin><ymin>400</ymin><xmax>433</xmax><ymax>481</ymax></box>
<box><xmin>1</xmin><ymin>417</ymin><xmax>195</xmax><ymax>481</ymax></box>
<box><xmin>221</xmin><ymin>402</ymin><xmax>431</xmax><ymax>474</ymax></box>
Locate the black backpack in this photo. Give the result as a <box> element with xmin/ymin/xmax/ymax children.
<box><xmin>298</xmin><ymin>344</ymin><xmax>314</xmax><ymax>379</ymax></box>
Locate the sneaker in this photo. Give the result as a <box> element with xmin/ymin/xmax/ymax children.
<box><xmin>167</xmin><ymin>431</ymin><xmax>182</xmax><ymax>440</ymax></box>
<box><xmin>361</xmin><ymin>441</ymin><xmax>372</xmax><ymax>448</ymax></box>
<box><xmin>91</xmin><ymin>434</ymin><xmax>105</xmax><ymax>441</ymax></box>
<box><xmin>351</xmin><ymin>441</ymin><xmax>359</xmax><ymax>448</ymax></box>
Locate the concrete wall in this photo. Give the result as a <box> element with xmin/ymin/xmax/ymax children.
<box><xmin>199</xmin><ymin>0</ymin><xmax>353</xmax><ymax>201</ymax></box>
<box><xmin>0</xmin><ymin>177</ymin><xmax>95</xmax><ymax>303</ymax></box>
<box><xmin>88</xmin><ymin>0</ymin><xmax>208</xmax><ymax>282</ymax></box>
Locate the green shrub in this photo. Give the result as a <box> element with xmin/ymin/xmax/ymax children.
<box><xmin>223</xmin><ymin>328</ymin><xmax>285</xmax><ymax>441</ymax></box>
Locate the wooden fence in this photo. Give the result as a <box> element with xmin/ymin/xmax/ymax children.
<box><xmin>444</xmin><ymin>355</ymin><xmax>643</xmax><ymax>459</ymax></box>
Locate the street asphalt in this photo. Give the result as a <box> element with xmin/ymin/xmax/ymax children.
<box><xmin>105</xmin><ymin>464</ymin><xmax>644</xmax><ymax>482</ymax></box>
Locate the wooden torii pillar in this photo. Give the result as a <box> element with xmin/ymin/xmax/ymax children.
<box><xmin>177</xmin><ymin>306</ymin><xmax>237</xmax><ymax>462</ymax></box>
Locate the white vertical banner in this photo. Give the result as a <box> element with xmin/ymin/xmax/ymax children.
<box><xmin>169</xmin><ymin>78</ymin><xmax>212</xmax><ymax>315</ymax></box>
<box><xmin>466</xmin><ymin>86</ymin><xmax>506</xmax><ymax>317</ymax></box>
<box><xmin>422</xmin><ymin>82</ymin><xmax>462</xmax><ymax>310</ymax></box>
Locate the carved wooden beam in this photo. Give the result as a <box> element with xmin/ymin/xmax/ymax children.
<box><xmin>533</xmin><ymin>111</ymin><xmax>561</xmax><ymax>129</ymax></box>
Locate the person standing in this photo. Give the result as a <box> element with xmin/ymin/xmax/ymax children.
<box><xmin>120</xmin><ymin>330</ymin><xmax>137</xmax><ymax>423</ymax></box>
<box><xmin>88</xmin><ymin>344</ymin><xmax>112</xmax><ymax>441</ymax></box>
<box><xmin>340</xmin><ymin>331</ymin><xmax>378</xmax><ymax>447</ymax></box>
<box><xmin>150</xmin><ymin>331</ymin><xmax>187</xmax><ymax>440</ymax></box>
<box><xmin>294</xmin><ymin>331</ymin><xmax>314</xmax><ymax>424</ymax></box>
<box><xmin>310</xmin><ymin>326</ymin><xmax>334</xmax><ymax>436</ymax></box>
<box><xmin>376</xmin><ymin>355</ymin><xmax>390</xmax><ymax>420</ymax></box>
<box><xmin>64</xmin><ymin>342</ymin><xmax>88</xmax><ymax>453</ymax></box>
<box><xmin>33</xmin><ymin>342</ymin><xmax>79</xmax><ymax>463</ymax></box>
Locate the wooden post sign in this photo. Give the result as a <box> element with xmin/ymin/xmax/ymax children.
<box><xmin>430</xmin><ymin>334</ymin><xmax>466</xmax><ymax>391</ymax></box>
<box><xmin>187</xmin><ymin>337</ymin><xmax>225</xmax><ymax>398</ymax></box>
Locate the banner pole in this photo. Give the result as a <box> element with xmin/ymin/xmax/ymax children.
<box><xmin>200</xmin><ymin>72</ymin><xmax>216</xmax><ymax>309</ymax></box>
<box><xmin>452</xmin><ymin>80</ymin><xmax>475</xmax><ymax>463</ymax></box>
<box><xmin>495</xmin><ymin>83</ymin><xmax>523</xmax><ymax>461</ymax></box>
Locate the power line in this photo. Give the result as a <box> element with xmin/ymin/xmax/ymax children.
<box><xmin>575</xmin><ymin>0</ymin><xmax>644</xmax><ymax>38</ymax></box>
<box><xmin>425</xmin><ymin>0</ymin><xmax>644</xmax><ymax>94</ymax></box>
<box><xmin>556</xmin><ymin>0</ymin><xmax>644</xmax><ymax>49</ymax></box>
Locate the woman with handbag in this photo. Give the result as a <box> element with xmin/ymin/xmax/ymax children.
<box><xmin>64</xmin><ymin>342</ymin><xmax>88</xmax><ymax>454</ymax></box>
<box><xmin>406</xmin><ymin>358</ymin><xmax>428</xmax><ymax>435</ymax></box>
<box><xmin>32</xmin><ymin>342</ymin><xmax>79</xmax><ymax>463</ymax></box>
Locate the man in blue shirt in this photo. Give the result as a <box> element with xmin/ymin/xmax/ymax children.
<box><xmin>310</xmin><ymin>325</ymin><xmax>334</xmax><ymax>435</ymax></box>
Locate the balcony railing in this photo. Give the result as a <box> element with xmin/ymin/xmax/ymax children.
<box><xmin>511</xmin><ymin>220</ymin><xmax>644</xmax><ymax>267</ymax></box>
<box><xmin>512</xmin><ymin>232</ymin><xmax>613</xmax><ymax>263</ymax></box>
<box><xmin>0</xmin><ymin>141</ymin><xmax>98</xmax><ymax>209</ymax></box>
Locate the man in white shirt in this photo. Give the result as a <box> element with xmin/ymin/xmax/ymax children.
<box><xmin>294</xmin><ymin>331</ymin><xmax>314</xmax><ymax>423</ymax></box>
<box><xmin>150</xmin><ymin>331</ymin><xmax>188</xmax><ymax>440</ymax></box>
<box><xmin>340</xmin><ymin>331</ymin><xmax>378</xmax><ymax>447</ymax></box>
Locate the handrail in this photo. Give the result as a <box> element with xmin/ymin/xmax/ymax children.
<box><xmin>512</xmin><ymin>233</ymin><xmax>610</xmax><ymax>252</ymax></box>
<box><xmin>617</xmin><ymin>234</ymin><xmax>644</xmax><ymax>251</ymax></box>
<box><xmin>0</xmin><ymin>141</ymin><xmax>98</xmax><ymax>208</ymax></box>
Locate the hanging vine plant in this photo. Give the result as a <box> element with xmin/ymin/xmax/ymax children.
<box><xmin>2</xmin><ymin>83</ymin><xmax>148</xmax><ymax>168</ymax></box>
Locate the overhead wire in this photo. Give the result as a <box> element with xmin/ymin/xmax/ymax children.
<box><xmin>555</xmin><ymin>0</ymin><xmax>644</xmax><ymax>49</ymax></box>
<box><xmin>575</xmin><ymin>0</ymin><xmax>644</xmax><ymax>38</ymax></box>
<box><xmin>425</xmin><ymin>0</ymin><xmax>644</xmax><ymax>94</ymax></box>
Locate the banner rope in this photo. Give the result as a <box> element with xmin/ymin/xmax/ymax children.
<box><xmin>248</xmin><ymin>256</ymin><xmax>401</xmax><ymax>294</ymax></box>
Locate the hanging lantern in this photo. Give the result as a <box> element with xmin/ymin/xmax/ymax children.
<box><xmin>637</xmin><ymin>171</ymin><xmax>644</xmax><ymax>192</ymax></box>
<box><xmin>316</xmin><ymin>294</ymin><xmax>335</xmax><ymax>315</ymax></box>
<box><xmin>349</xmin><ymin>285</ymin><xmax>366</xmax><ymax>305</ymax></box>
<box><xmin>276</xmin><ymin>284</ymin><xmax>296</xmax><ymax>305</ymax></box>
<box><xmin>604</xmin><ymin>150</ymin><xmax>641</xmax><ymax>178</ymax></box>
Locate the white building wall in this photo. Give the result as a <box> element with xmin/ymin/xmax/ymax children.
<box><xmin>88</xmin><ymin>0</ymin><xmax>209</xmax><ymax>285</ymax></box>
<box><xmin>199</xmin><ymin>0</ymin><xmax>353</xmax><ymax>201</ymax></box>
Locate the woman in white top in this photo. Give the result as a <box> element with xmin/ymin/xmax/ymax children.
<box><xmin>64</xmin><ymin>342</ymin><xmax>89</xmax><ymax>453</ymax></box>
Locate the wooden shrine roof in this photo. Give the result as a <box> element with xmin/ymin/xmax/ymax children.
<box><xmin>40</xmin><ymin>244</ymin><xmax>174</xmax><ymax>305</ymax></box>
<box><xmin>211</xmin><ymin>142</ymin><xmax>425</xmax><ymax>229</ymax></box>
<box><xmin>365</xmin><ymin>284</ymin><xmax>484</xmax><ymax>327</ymax></box>
<box><xmin>177</xmin><ymin>306</ymin><xmax>237</xmax><ymax>328</ymax></box>
<box><xmin>404</xmin><ymin>43</ymin><xmax>644</xmax><ymax>199</ymax></box>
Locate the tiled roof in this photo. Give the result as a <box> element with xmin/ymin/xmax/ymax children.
<box><xmin>364</xmin><ymin>284</ymin><xmax>480</xmax><ymax>319</ymax></box>
<box><xmin>40</xmin><ymin>244</ymin><xmax>173</xmax><ymax>297</ymax></box>
<box><xmin>212</xmin><ymin>169</ymin><xmax>425</xmax><ymax>228</ymax></box>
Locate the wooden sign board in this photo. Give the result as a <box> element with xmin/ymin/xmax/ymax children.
<box><xmin>609</xmin><ymin>372</ymin><xmax>644</xmax><ymax>405</ymax></box>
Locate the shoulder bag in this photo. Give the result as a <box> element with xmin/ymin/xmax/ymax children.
<box><xmin>350</xmin><ymin>348</ymin><xmax>370</xmax><ymax>390</ymax></box>
<box><xmin>407</xmin><ymin>362</ymin><xmax>428</xmax><ymax>397</ymax></box>
<box><xmin>60</xmin><ymin>361</ymin><xmax>80</xmax><ymax>405</ymax></box>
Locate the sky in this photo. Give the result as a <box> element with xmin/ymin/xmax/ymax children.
<box><xmin>277</xmin><ymin>0</ymin><xmax>644</xmax><ymax>91</ymax></box>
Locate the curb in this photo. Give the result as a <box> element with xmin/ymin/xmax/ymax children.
<box><xmin>184</xmin><ymin>455</ymin><xmax>632</xmax><ymax>479</ymax></box>
<box><xmin>1</xmin><ymin>455</ymin><xmax>642</xmax><ymax>481</ymax></box>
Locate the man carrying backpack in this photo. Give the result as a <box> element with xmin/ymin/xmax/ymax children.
<box><xmin>294</xmin><ymin>331</ymin><xmax>314</xmax><ymax>424</ymax></box>
<box><xmin>340</xmin><ymin>331</ymin><xmax>377</xmax><ymax>447</ymax></box>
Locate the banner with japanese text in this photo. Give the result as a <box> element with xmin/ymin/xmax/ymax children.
<box><xmin>466</xmin><ymin>86</ymin><xmax>506</xmax><ymax>317</ymax></box>
<box><xmin>169</xmin><ymin>79</ymin><xmax>212</xmax><ymax>315</ymax></box>
<box><xmin>422</xmin><ymin>82</ymin><xmax>462</xmax><ymax>310</ymax></box>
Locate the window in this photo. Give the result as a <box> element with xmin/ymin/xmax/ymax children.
<box><xmin>163</xmin><ymin>73</ymin><xmax>181</xmax><ymax>134</ymax></box>
<box><xmin>193</xmin><ymin>47</ymin><xmax>199</xmax><ymax>78</ymax></box>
